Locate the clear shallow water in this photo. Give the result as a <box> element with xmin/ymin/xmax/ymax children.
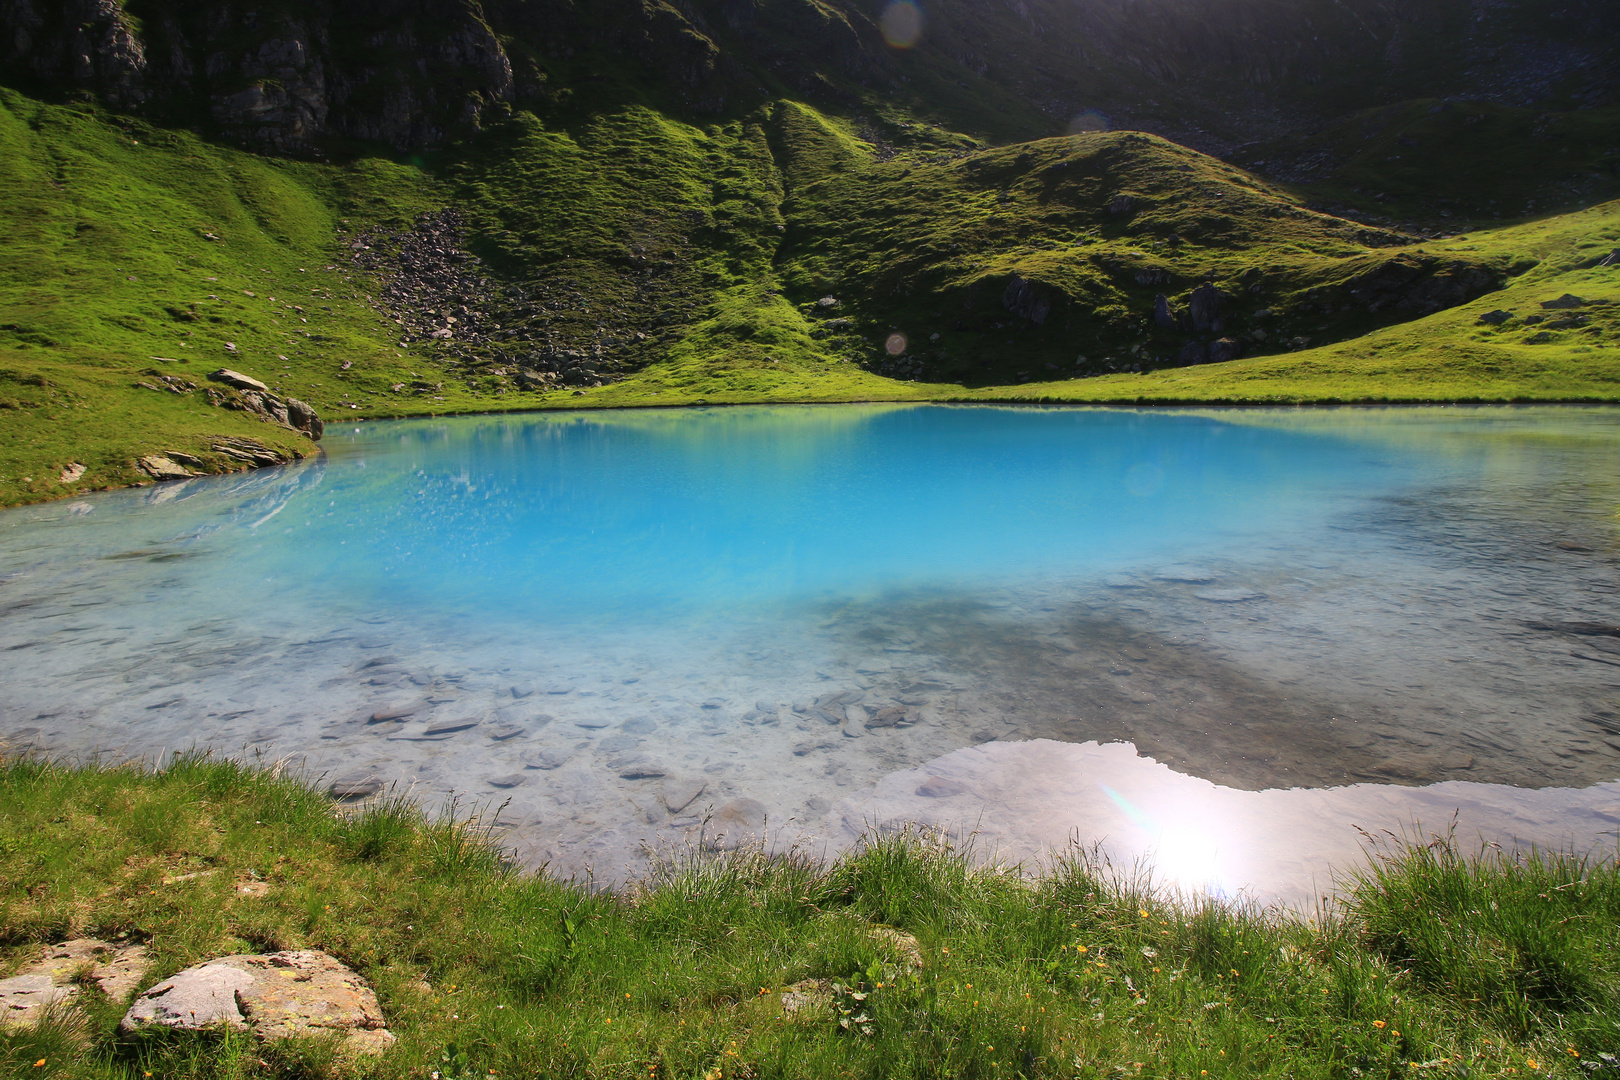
<box><xmin>3</xmin><ymin>404</ymin><xmax>1620</xmax><ymax>893</ymax></box>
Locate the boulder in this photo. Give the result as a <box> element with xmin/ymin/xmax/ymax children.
<box><xmin>1002</xmin><ymin>274</ymin><xmax>1052</xmax><ymax>325</ymax></box>
<box><xmin>1540</xmin><ymin>294</ymin><xmax>1585</xmax><ymax>310</ymax></box>
<box><xmin>138</xmin><ymin>454</ymin><xmax>195</xmax><ymax>481</ymax></box>
<box><xmin>1208</xmin><ymin>337</ymin><xmax>1242</xmax><ymax>363</ymax></box>
<box><xmin>1477</xmin><ymin>309</ymin><xmax>1514</xmax><ymax>325</ymax></box>
<box><xmin>120</xmin><ymin>951</ymin><xmax>393</xmax><ymax>1055</ymax></box>
<box><xmin>1174</xmin><ymin>340</ymin><xmax>1208</xmax><ymax>366</ymax></box>
<box><xmin>1152</xmin><ymin>294</ymin><xmax>1176</xmax><ymax>329</ymax></box>
<box><xmin>1188</xmin><ymin>283</ymin><xmax>1221</xmax><ymax>331</ymax></box>
<box><xmin>209</xmin><ymin>368</ymin><xmax>271</xmax><ymax>393</ymax></box>
<box><xmin>283</xmin><ymin>398</ymin><xmax>324</xmax><ymax>440</ymax></box>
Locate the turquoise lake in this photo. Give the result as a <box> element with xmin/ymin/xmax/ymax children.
<box><xmin>4</xmin><ymin>404</ymin><xmax>1620</xmax><ymax>895</ymax></box>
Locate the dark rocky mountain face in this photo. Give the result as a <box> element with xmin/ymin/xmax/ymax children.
<box><xmin>3</xmin><ymin>0</ymin><xmax>1614</xmax><ymax>155</ymax></box>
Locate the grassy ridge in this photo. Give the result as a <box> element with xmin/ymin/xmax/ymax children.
<box><xmin>2</xmin><ymin>755</ymin><xmax>1616</xmax><ymax>1078</ymax></box>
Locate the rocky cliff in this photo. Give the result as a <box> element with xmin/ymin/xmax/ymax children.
<box><xmin>4</xmin><ymin>0</ymin><xmax>1615</xmax><ymax>155</ymax></box>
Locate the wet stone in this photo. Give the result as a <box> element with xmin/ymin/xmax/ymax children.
<box><xmin>422</xmin><ymin>717</ymin><xmax>480</xmax><ymax>738</ymax></box>
<box><xmin>707</xmin><ymin>798</ymin><xmax>768</xmax><ymax>849</ymax></box>
<box><xmin>1195</xmin><ymin>588</ymin><xmax>1266</xmax><ymax>603</ymax></box>
<box><xmin>865</xmin><ymin>706</ymin><xmax>909</xmax><ymax>729</ymax></box>
<box><xmin>661</xmin><ymin>778</ymin><xmax>706</xmax><ymax>813</ymax></box>
<box><xmin>916</xmin><ymin>776</ymin><xmax>970</xmax><ymax>797</ymax></box>
<box><xmin>487</xmin><ymin>773</ymin><xmax>526</xmax><ymax>788</ymax></box>
<box><xmin>329</xmin><ymin>773</ymin><xmax>383</xmax><ymax>799</ymax></box>
<box><xmin>520</xmin><ymin>748</ymin><xmax>573</xmax><ymax>770</ymax></box>
<box><xmin>1155</xmin><ymin>565</ymin><xmax>1219</xmax><ymax>583</ymax></box>
<box><xmin>368</xmin><ymin>700</ymin><xmax>426</xmax><ymax>722</ymax></box>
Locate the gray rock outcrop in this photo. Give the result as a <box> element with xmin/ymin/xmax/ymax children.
<box><xmin>0</xmin><ymin>938</ymin><xmax>150</xmax><ymax>1029</ymax></box>
<box><xmin>120</xmin><ymin>950</ymin><xmax>394</xmax><ymax>1055</ymax></box>
<box><xmin>1188</xmin><ymin>283</ymin><xmax>1222</xmax><ymax>332</ymax></box>
<box><xmin>1152</xmin><ymin>294</ymin><xmax>1176</xmax><ymax>328</ymax></box>
<box><xmin>0</xmin><ymin>974</ymin><xmax>76</xmax><ymax>1029</ymax></box>
<box><xmin>1002</xmin><ymin>274</ymin><xmax>1052</xmax><ymax>325</ymax></box>
<box><xmin>207</xmin><ymin>370</ymin><xmax>323</xmax><ymax>440</ymax></box>
<box><xmin>138</xmin><ymin>454</ymin><xmax>195</xmax><ymax>481</ymax></box>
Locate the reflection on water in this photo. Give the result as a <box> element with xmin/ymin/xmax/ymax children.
<box><xmin>843</xmin><ymin>739</ymin><xmax>1620</xmax><ymax>908</ymax></box>
<box><xmin>1</xmin><ymin>404</ymin><xmax>1618</xmax><ymax>887</ymax></box>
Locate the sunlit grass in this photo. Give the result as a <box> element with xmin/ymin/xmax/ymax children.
<box><xmin>2</xmin><ymin>755</ymin><xmax>1617</xmax><ymax>1078</ymax></box>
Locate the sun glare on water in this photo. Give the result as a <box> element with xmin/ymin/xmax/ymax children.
<box><xmin>1102</xmin><ymin>784</ymin><xmax>1232</xmax><ymax>898</ymax></box>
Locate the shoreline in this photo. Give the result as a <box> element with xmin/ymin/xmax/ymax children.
<box><xmin>2</xmin><ymin>753</ymin><xmax>1614</xmax><ymax>1077</ymax></box>
<box><xmin>10</xmin><ymin>396</ymin><xmax>1620</xmax><ymax>512</ymax></box>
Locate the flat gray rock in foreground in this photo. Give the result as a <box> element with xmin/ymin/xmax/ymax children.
<box><xmin>0</xmin><ymin>974</ymin><xmax>77</xmax><ymax>1029</ymax></box>
<box><xmin>121</xmin><ymin>950</ymin><xmax>394</xmax><ymax>1054</ymax></box>
<box><xmin>0</xmin><ymin>938</ymin><xmax>151</xmax><ymax>1029</ymax></box>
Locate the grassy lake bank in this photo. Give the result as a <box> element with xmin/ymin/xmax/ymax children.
<box><xmin>2</xmin><ymin>755</ymin><xmax>1616</xmax><ymax>1079</ymax></box>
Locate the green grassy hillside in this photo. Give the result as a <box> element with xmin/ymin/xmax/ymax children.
<box><xmin>2</xmin><ymin>71</ymin><xmax>1619</xmax><ymax>507</ymax></box>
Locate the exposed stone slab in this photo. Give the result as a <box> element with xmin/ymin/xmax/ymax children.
<box><xmin>208</xmin><ymin>368</ymin><xmax>271</xmax><ymax>393</ymax></box>
<box><xmin>36</xmin><ymin>939</ymin><xmax>151</xmax><ymax>1001</ymax></box>
<box><xmin>0</xmin><ymin>938</ymin><xmax>152</xmax><ymax>1028</ymax></box>
<box><xmin>122</xmin><ymin>963</ymin><xmax>255</xmax><ymax>1031</ymax></box>
<box><xmin>138</xmin><ymin>454</ymin><xmax>196</xmax><ymax>481</ymax></box>
<box><xmin>0</xmin><ymin>974</ymin><xmax>77</xmax><ymax>1029</ymax></box>
<box><xmin>121</xmin><ymin>950</ymin><xmax>393</xmax><ymax>1054</ymax></box>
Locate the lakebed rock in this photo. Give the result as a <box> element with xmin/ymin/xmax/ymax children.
<box><xmin>120</xmin><ymin>950</ymin><xmax>393</xmax><ymax>1054</ymax></box>
<box><xmin>706</xmin><ymin>797</ymin><xmax>768</xmax><ymax>849</ymax></box>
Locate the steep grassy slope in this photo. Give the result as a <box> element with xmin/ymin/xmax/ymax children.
<box><xmin>2</xmin><ymin>76</ymin><xmax>1619</xmax><ymax>508</ymax></box>
<box><xmin>0</xmin><ymin>90</ymin><xmax>391</xmax><ymax>504</ymax></box>
<box><xmin>0</xmin><ymin>90</ymin><xmax>932</xmax><ymax>506</ymax></box>
<box><xmin>966</xmin><ymin>201</ymin><xmax>1620</xmax><ymax>404</ymax></box>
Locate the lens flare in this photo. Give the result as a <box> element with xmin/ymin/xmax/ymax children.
<box><xmin>885</xmin><ymin>333</ymin><xmax>909</xmax><ymax>356</ymax></box>
<box><xmin>881</xmin><ymin>1</ymin><xmax>924</xmax><ymax>48</ymax></box>
<box><xmin>1101</xmin><ymin>783</ymin><xmax>1229</xmax><ymax>897</ymax></box>
<box><xmin>1067</xmin><ymin>110</ymin><xmax>1111</xmax><ymax>135</ymax></box>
